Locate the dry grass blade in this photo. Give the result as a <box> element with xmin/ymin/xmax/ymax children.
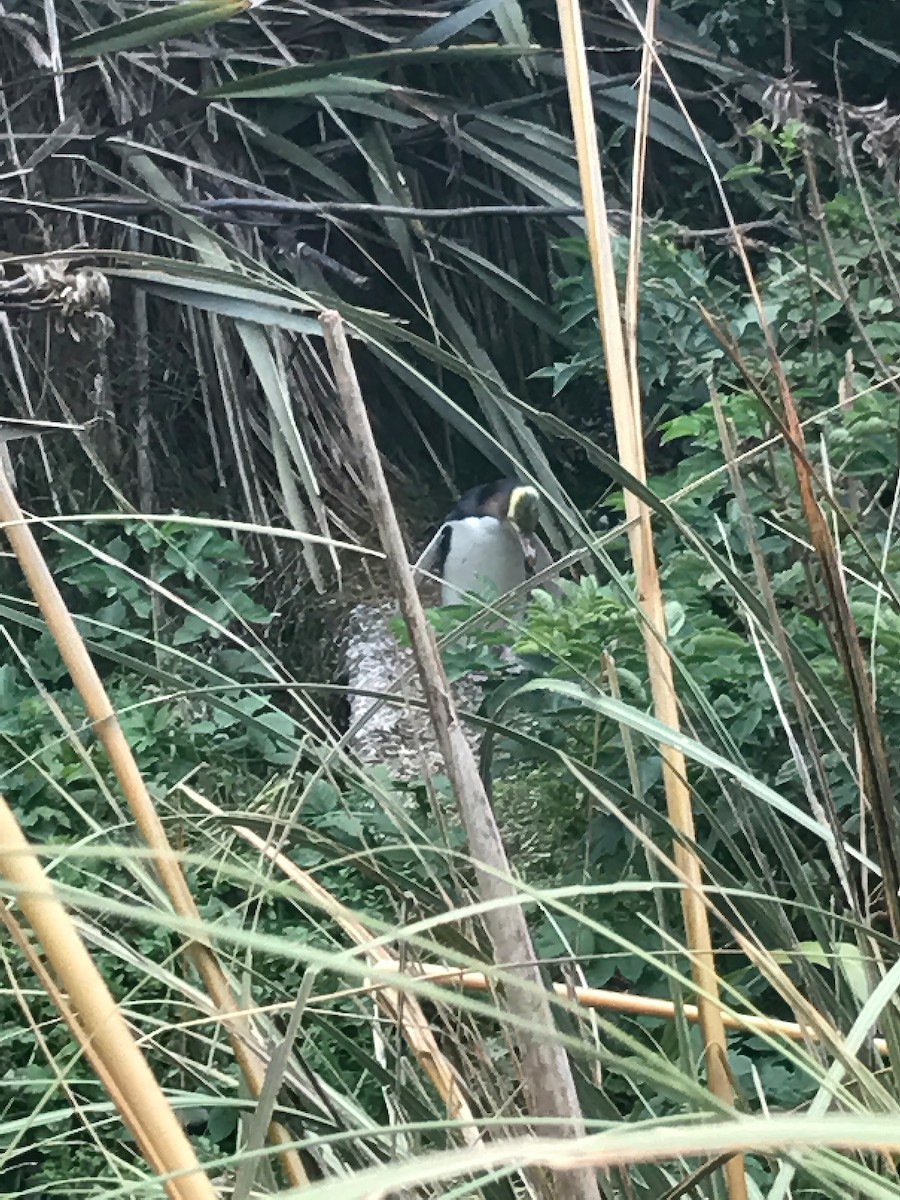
<box><xmin>710</xmin><ymin>389</ymin><xmax>857</xmax><ymax>915</ymax></box>
<box><xmin>779</xmin><ymin>374</ymin><xmax>900</xmax><ymax>941</ymax></box>
<box><xmin>183</xmin><ymin>783</ymin><xmax>480</xmax><ymax>1143</ymax></box>
<box><xmin>0</xmin><ymin>792</ymin><xmax>215</xmax><ymax>1200</ymax></box>
<box><xmin>369</xmin><ymin>960</ymin><xmax>891</xmax><ymax>1056</ymax></box>
<box><xmin>211</xmin><ymin>1115</ymin><xmax>900</xmax><ymax>1197</ymax></box>
<box><xmin>0</xmin><ymin>900</ymin><xmax>164</xmax><ymax>1175</ymax></box>
<box><xmin>700</xmin><ymin>303</ymin><xmax>900</xmax><ymax>943</ymax></box>
<box><xmin>554</xmin><ymin>3</ymin><xmax>746</xmax><ymax>1197</ymax></box>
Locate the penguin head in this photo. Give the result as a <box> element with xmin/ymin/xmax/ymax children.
<box><xmin>448</xmin><ymin>478</ymin><xmax>541</xmax><ymax>529</ymax></box>
<box><xmin>424</xmin><ymin>478</ymin><xmax>552</xmax><ymax>604</ymax></box>
<box><xmin>506</xmin><ymin>484</ymin><xmax>540</xmax><ymax>537</ymax></box>
<box><xmin>445</xmin><ymin>479</ymin><xmax>542</xmax><ymax>575</ymax></box>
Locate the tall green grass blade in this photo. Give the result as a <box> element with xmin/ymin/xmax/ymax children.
<box><xmin>206</xmin><ymin>44</ymin><xmax>541</xmax><ymax>99</ymax></box>
<box><xmin>65</xmin><ymin>0</ymin><xmax>249</xmax><ymax>58</ymax></box>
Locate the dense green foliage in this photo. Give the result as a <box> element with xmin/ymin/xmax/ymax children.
<box><xmin>419</xmin><ymin>112</ymin><xmax>900</xmax><ymax>1164</ymax></box>
<box><xmin>0</xmin><ymin>528</ymin><xmax>450</xmax><ymax>1190</ymax></box>
<box><xmin>2</xmin><ymin>0</ymin><xmax>900</xmax><ymax>1196</ymax></box>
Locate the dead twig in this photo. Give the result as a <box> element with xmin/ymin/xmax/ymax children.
<box><xmin>319</xmin><ymin>308</ymin><xmax>601</xmax><ymax>1200</ymax></box>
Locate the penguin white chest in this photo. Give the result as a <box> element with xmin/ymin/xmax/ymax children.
<box><xmin>440</xmin><ymin>517</ymin><xmax>529</xmax><ymax>606</ymax></box>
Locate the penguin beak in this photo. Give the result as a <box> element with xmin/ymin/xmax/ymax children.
<box><xmin>517</xmin><ymin>530</ymin><xmax>538</xmax><ymax>576</ymax></box>
<box><xmin>506</xmin><ymin>487</ymin><xmax>541</xmax><ymax>576</ymax></box>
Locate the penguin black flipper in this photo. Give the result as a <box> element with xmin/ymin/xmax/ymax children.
<box><xmin>435</xmin><ymin>523</ymin><xmax>453</xmax><ymax>578</ymax></box>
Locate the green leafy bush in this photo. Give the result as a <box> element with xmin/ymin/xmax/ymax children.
<box><xmin>413</xmin><ymin>166</ymin><xmax>900</xmax><ymax>1141</ymax></box>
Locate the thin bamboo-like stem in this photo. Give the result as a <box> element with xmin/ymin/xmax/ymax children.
<box><xmin>624</xmin><ymin>0</ymin><xmax>656</xmax><ymax>412</ymax></box>
<box><xmin>182</xmin><ymin>783</ymin><xmax>480</xmax><ymax>1141</ymax></box>
<box><xmin>0</xmin><ymin>469</ymin><xmax>307</xmax><ymax>1189</ymax></box>
<box><xmin>554</xmin><ymin>4</ymin><xmax>746</xmax><ymax>1198</ymax></box>
<box><xmin>0</xmin><ymin>900</ymin><xmax>156</xmax><ymax>1169</ymax></box>
<box><xmin>319</xmin><ymin>309</ymin><xmax>601</xmax><ymax>1200</ymax></box>
<box><xmin>370</xmin><ymin>961</ymin><xmax>890</xmax><ymax>1058</ymax></box>
<box><xmin>0</xmin><ymin>792</ymin><xmax>215</xmax><ymax>1200</ymax></box>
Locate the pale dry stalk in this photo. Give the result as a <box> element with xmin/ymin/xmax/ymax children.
<box><xmin>372</xmin><ymin>960</ymin><xmax>888</xmax><ymax>1056</ymax></box>
<box><xmin>0</xmin><ymin>791</ymin><xmax>215</xmax><ymax>1200</ymax></box>
<box><xmin>320</xmin><ymin>309</ymin><xmax>601</xmax><ymax>1200</ymax></box>
<box><xmin>183</xmin><ymin>783</ymin><xmax>480</xmax><ymax>1140</ymax></box>
<box><xmin>554</xmin><ymin>2</ymin><xmax>746</xmax><ymax>1197</ymax></box>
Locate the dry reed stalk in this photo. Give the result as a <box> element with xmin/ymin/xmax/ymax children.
<box><xmin>0</xmin><ymin>791</ymin><xmax>215</xmax><ymax>1199</ymax></box>
<box><xmin>554</xmin><ymin>3</ymin><xmax>746</xmax><ymax>1197</ymax></box>
<box><xmin>0</xmin><ymin>900</ymin><xmax>157</xmax><ymax>1167</ymax></box>
<box><xmin>371</xmin><ymin>961</ymin><xmax>890</xmax><ymax>1058</ymax></box>
<box><xmin>182</xmin><ymin>784</ymin><xmax>480</xmax><ymax>1141</ymax></box>
<box><xmin>0</xmin><ymin>467</ymin><xmax>307</xmax><ymax>1189</ymax></box>
<box><xmin>319</xmin><ymin>309</ymin><xmax>601</xmax><ymax>1200</ymax></box>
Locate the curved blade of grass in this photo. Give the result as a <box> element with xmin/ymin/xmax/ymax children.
<box><xmin>408</xmin><ymin>0</ymin><xmax>500</xmax><ymax>46</ymax></box>
<box><xmin>768</xmin><ymin>955</ymin><xmax>900</xmax><ymax>1200</ymax></box>
<box><xmin>244</xmin><ymin>127</ymin><xmax>365</xmax><ymax>200</ymax></box>
<box><xmin>127</xmin><ymin>278</ymin><xmax>323</xmax><ymax>333</ymax></box>
<box><xmin>205</xmin><ymin>44</ymin><xmax>541</xmax><ymax>99</ymax></box>
<box><xmin>848</xmin><ymin>32</ymin><xmax>900</xmax><ymax>65</ymax></box>
<box><xmin>534</xmin><ymin>57</ymin><xmax>735</xmax><ymax>169</ymax></box>
<box><xmin>241</xmin><ymin>325</ymin><xmax>334</xmax><ymax>589</ymax></box>
<box><xmin>208</xmin><ymin>75</ymin><xmax>409</xmax><ymax>102</ymax></box>
<box><xmin>226</xmin><ymin>1114</ymin><xmax>900</xmax><ymax>1200</ymax></box>
<box><xmin>505</xmin><ymin>677</ymin><xmax>875</xmax><ymax>872</ymax></box>
<box><xmin>440</xmin><ymin>240</ymin><xmax>562</xmax><ymax>336</ymax></box>
<box><xmin>65</xmin><ymin>0</ymin><xmax>250</xmax><ymax>59</ymax></box>
<box><xmin>406</xmin><ymin>0</ymin><xmax>522</xmax><ymax>48</ymax></box>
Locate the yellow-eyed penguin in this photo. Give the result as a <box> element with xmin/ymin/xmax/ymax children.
<box><xmin>415</xmin><ymin>478</ymin><xmax>555</xmax><ymax>606</ymax></box>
